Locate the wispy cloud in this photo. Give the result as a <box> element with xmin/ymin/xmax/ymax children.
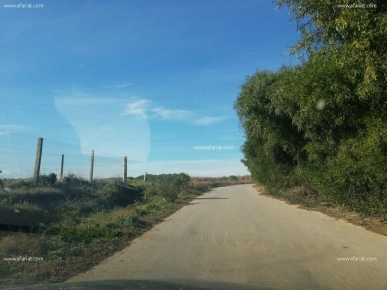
<box><xmin>120</xmin><ymin>100</ymin><xmax>193</xmax><ymax>121</ymax></box>
<box><xmin>103</xmin><ymin>82</ymin><xmax>133</xmax><ymax>88</ymax></box>
<box><xmin>121</xmin><ymin>99</ymin><xmax>152</xmax><ymax>119</ymax></box>
<box><xmin>120</xmin><ymin>101</ymin><xmax>225</xmax><ymax>125</ymax></box>
<box><xmin>193</xmin><ymin>116</ymin><xmax>224</xmax><ymax>126</ymax></box>
<box><xmin>0</xmin><ymin>124</ymin><xmax>27</xmax><ymax>135</ymax></box>
<box><xmin>151</xmin><ymin>107</ymin><xmax>192</xmax><ymax>120</ymax></box>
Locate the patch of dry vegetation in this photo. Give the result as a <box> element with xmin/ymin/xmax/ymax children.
<box><xmin>0</xmin><ymin>174</ymin><xmax>251</xmax><ymax>287</ymax></box>
<box><xmin>254</xmin><ymin>183</ymin><xmax>387</xmax><ymax>237</ymax></box>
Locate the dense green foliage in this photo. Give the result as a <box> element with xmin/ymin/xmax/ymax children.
<box><xmin>234</xmin><ymin>1</ymin><xmax>387</xmax><ymax>216</ymax></box>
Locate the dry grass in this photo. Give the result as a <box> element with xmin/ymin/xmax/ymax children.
<box><xmin>0</xmin><ymin>175</ymin><xmax>252</xmax><ymax>286</ymax></box>
<box><xmin>0</xmin><ymin>199</ymin><xmax>180</xmax><ymax>286</ymax></box>
<box><xmin>254</xmin><ymin>183</ymin><xmax>387</xmax><ymax>237</ymax></box>
<box><xmin>0</xmin><ymin>231</ymin><xmax>129</xmax><ymax>286</ymax></box>
<box><xmin>189</xmin><ymin>175</ymin><xmax>253</xmax><ymax>190</ymax></box>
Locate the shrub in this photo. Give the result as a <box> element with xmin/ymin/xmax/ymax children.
<box><xmin>39</xmin><ymin>173</ymin><xmax>57</xmax><ymax>186</ymax></box>
<box><xmin>284</xmin><ymin>186</ymin><xmax>319</xmax><ymax>205</ymax></box>
<box><xmin>56</xmin><ymin>173</ymin><xmax>94</xmax><ymax>195</ymax></box>
<box><xmin>159</xmin><ymin>181</ymin><xmax>180</xmax><ymax>203</ymax></box>
<box><xmin>171</xmin><ymin>173</ymin><xmax>190</xmax><ymax>194</ymax></box>
<box><xmin>146</xmin><ymin>203</ymin><xmax>161</xmax><ymax>211</ymax></box>
<box><xmin>94</xmin><ymin>181</ymin><xmax>143</xmax><ymax>206</ymax></box>
<box><xmin>6</xmin><ymin>178</ymin><xmax>34</xmax><ymax>189</ymax></box>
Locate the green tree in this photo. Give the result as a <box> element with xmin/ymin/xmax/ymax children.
<box><xmin>234</xmin><ymin>0</ymin><xmax>387</xmax><ymax>216</ymax></box>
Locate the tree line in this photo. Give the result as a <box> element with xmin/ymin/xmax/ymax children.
<box><xmin>234</xmin><ymin>0</ymin><xmax>387</xmax><ymax>216</ymax></box>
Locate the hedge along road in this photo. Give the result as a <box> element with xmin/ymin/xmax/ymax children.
<box><xmin>66</xmin><ymin>184</ymin><xmax>387</xmax><ymax>290</ymax></box>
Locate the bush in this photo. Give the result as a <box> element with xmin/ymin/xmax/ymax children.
<box><xmin>94</xmin><ymin>181</ymin><xmax>143</xmax><ymax>206</ymax></box>
<box><xmin>172</xmin><ymin>173</ymin><xmax>190</xmax><ymax>194</ymax></box>
<box><xmin>39</xmin><ymin>173</ymin><xmax>57</xmax><ymax>186</ymax></box>
<box><xmin>56</xmin><ymin>173</ymin><xmax>94</xmax><ymax>195</ymax></box>
<box><xmin>5</xmin><ymin>178</ymin><xmax>34</xmax><ymax>189</ymax></box>
<box><xmin>146</xmin><ymin>185</ymin><xmax>160</xmax><ymax>196</ymax></box>
<box><xmin>159</xmin><ymin>181</ymin><xmax>180</xmax><ymax>203</ymax></box>
<box><xmin>284</xmin><ymin>186</ymin><xmax>319</xmax><ymax>205</ymax></box>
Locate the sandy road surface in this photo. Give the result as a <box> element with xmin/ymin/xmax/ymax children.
<box><xmin>67</xmin><ymin>184</ymin><xmax>387</xmax><ymax>290</ymax></box>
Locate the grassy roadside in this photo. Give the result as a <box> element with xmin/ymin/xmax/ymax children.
<box><xmin>0</xmin><ymin>174</ymin><xmax>252</xmax><ymax>287</ymax></box>
<box><xmin>253</xmin><ymin>184</ymin><xmax>387</xmax><ymax>237</ymax></box>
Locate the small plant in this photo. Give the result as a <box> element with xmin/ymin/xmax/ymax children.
<box><xmin>0</xmin><ymin>198</ymin><xmax>9</xmax><ymax>205</ymax></box>
<box><xmin>146</xmin><ymin>203</ymin><xmax>160</xmax><ymax>211</ymax></box>
<box><xmin>63</xmin><ymin>173</ymin><xmax>77</xmax><ymax>183</ymax></box>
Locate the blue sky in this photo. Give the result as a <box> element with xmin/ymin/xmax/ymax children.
<box><xmin>0</xmin><ymin>0</ymin><xmax>299</xmax><ymax>178</ymax></box>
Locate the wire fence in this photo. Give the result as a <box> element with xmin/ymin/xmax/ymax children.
<box><xmin>0</xmin><ymin>131</ymin><xmax>127</xmax><ymax>180</ymax></box>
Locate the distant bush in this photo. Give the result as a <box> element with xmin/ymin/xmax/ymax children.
<box><xmin>5</xmin><ymin>178</ymin><xmax>34</xmax><ymax>189</ymax></box>
<box><xmin>159</xmin><ymin>181</ymin><xmax>180</xmax><ymax>202</ymax></box>
<box><xmin>62</xmin><ymin>173</ymin><xmax>81</xmax><ymax>184</ymax></box>
<box><xmin>39</xmin><ymin>173</ymin><xmax>57</xmax><ymax>186</ymax></box>
<box><xmin>156</xmin><ymin>173</ymin><xmax>190</xmax><ymax>202</ymax></box>
<box><xmin>56</xmin><ymin>173</ymin><xmax>94</xmax><ymax>195</ymax></box>
<box><xmin>94</xmin><ymin>180</ymin><xmax>143</xmax><ymax>206</ymax></box>
<box><xmin>172</xmin><ymin>173</ymin><xmax>190</xmax><ymax>194</ymax></box>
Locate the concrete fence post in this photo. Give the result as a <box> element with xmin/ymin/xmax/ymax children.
<box><xmin>60</xmin><ymin>154</ymin><xmax>64</xmax><ymax>181</ymax></box>
<box><xmin>122</xmin><ymin>156</ymin><xmax>127</xmax><ymax>183</ymax></box>
<box><xmin>33</xmin><ymin>137</ymin><xmax>43</xmax><ymax>186</ymax></box>
<box><xmin>89</xmin><ymin>150</ymin><xmax>94</xmax><ymax>182</ymax></box>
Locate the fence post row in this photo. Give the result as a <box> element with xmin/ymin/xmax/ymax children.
<box><xmin>89</xmin><ymin>150</ymin><xmax>94</xmax><ymax>182</ymax></box>
<box><xmin>33</xmin><ymin>137</ymin><xmax>43</xmax><ymax>186</ymax></box>
<box><xmin>122</xmin><ymin>156</ymin><xmax>127</xmax><ymax>183</ymax></box>
<box><xmin>28</xmin><ymin>141</ymin><xmax>127</xmax><ymax>182</ymax></box>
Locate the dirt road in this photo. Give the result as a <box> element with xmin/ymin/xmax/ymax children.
<box><xmin>67</xmin><ymin>184</ymin><xmax>387</xmax><ymax>290</ymax></box>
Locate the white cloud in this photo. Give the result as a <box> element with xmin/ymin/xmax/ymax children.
<box><xmin>193</xmin><ymin>116</ymin><xmax>224</xmax><ymax>126</ymax></box>
<box><xmin>121</xmin><ymin>99</ymin><xmax>152</xmax><ymax>119</ymax></box>
<box><xmin>120</xmin><ymin>100</ymin><xmax>193</xmax><ymax>121</ymax></box>
<box><xmin>104</xmin><ymin>82</ymin><xmax>133</xmax><ymax>88</ymax></box>
<box><xmin>151</xmin><ymin>107</ymin><xmax>192</xmax><ymax>120</ymax></box>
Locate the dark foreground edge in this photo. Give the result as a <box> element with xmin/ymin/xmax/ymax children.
<box><xmin>0</xmin><ymin>279</ymin><xmax>284</xmax><ymax>290</ymax></box>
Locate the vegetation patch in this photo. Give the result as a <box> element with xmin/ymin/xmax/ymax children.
<box><xmin>0</xmin><ymin>173</ymin><xmax>252</xmax><ymax>286</ymax></box>
<box><xmin>234</xmin><ymin>0</ymin><xmax>387</xmax><ymax>220</ymax></box>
